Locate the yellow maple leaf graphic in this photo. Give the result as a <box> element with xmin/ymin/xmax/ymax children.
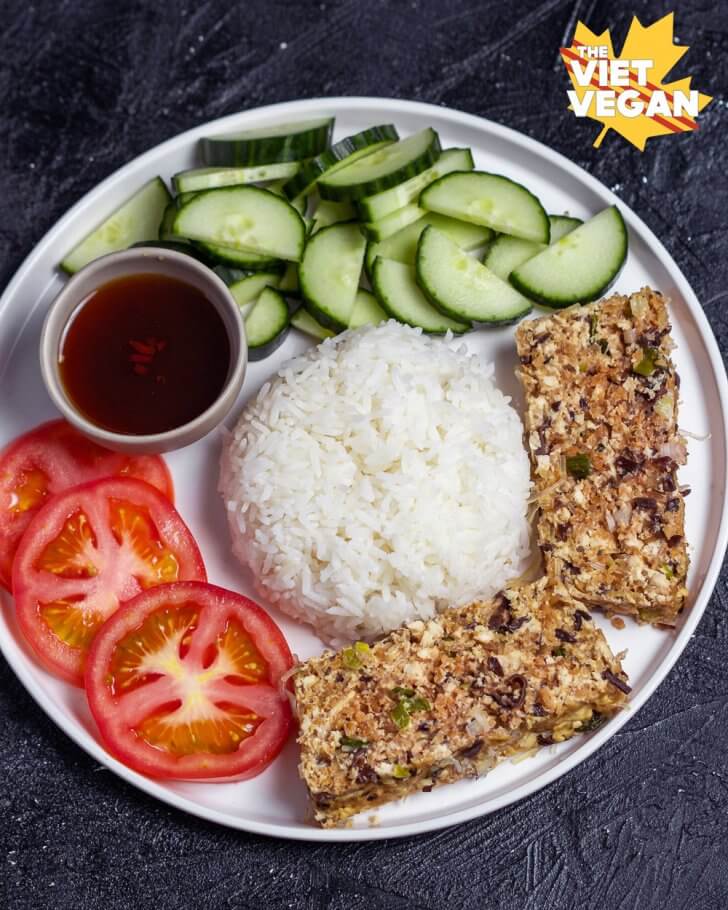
<box><xmin>561</xmin><ymin>13</ymin><xmax>712</xmax><ymax>150</ymax></box>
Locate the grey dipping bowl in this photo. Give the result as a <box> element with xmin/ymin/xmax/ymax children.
<box><xmin>39</xmin><ymin>247</ymin><xmax>247</xmax><ymax>454</ymax></box>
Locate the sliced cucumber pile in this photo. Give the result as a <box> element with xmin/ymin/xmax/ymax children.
<box><xmin>57</xmin><ymin>116</ymin><xmax>629</xmax><ymax>358</ymax></box>
<box><xmin>416</xmin><ymin>226</ymin><xmax>532</xmax><ymax>324</ymax></box>
<box><xmin>357</xmin><ymin>147</ymin><xmax>474</xmax><ymax>222</ymax></box>
<box><xmin>319</xmin><ymin>128</ymin><xmax>441</xmax><ymax>201</ymax></box>
<box><xmin>509</xmin><ymin>206</ymin><xmax>627</xmax><ymax>307</ymax></box>
<box><xmin>201</xmin><ymin>117</ymin><xmax>334</xmax><ymax>166</ymax></box>
<box><xmin>483</xmin><ymin>214</ymin><xmax>583</xmax><ymax>280</ymax></box>
<box><xmin>61</xmin><ymin>177</ymin><xmax>171</xmax><ymax>274</ymax></box>
<box><xmin>282</xmin><ymin>125</ymin><xmax>398</xmax><ymax>201</ymax></box>
<box><xmin>173</xmin><ymin>186</ymin><xmax>306</xmax><ymax>261</ymax></box>
<box><xmin>420</xmin><ymin>171</ymin><xmax>550</xmax><ymax>243</ymax></box>
<box><xmin>299</xmin><ymin>222</ymin><xmax>366</xmax><ymax>330</ymax></box>
<box><xmin>371</xmin><ymin>258</ymin><xmax>470</xmax><ymax>335</ymax></box>
<box><xmin>245</xmin><ymin>287</ymin><xmax>290</xmax><ymax>360</ymax></box>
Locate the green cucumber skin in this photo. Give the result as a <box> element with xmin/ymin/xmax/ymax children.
<box><xmin>356</xmin><ymin>148</ymin><xmax>475</xmax><ymax>222</ymax></box>
<box><xmin>195</xmin><ymin>241</ymin><xmax>284</xmax><ymax>272</ymax></box>
<box><xmin>247</xmin><ymin>323</ymin><xmax>290</xmax><ymax>360</ymax></box>
<box><xmin>415</xmin><ymin>226</ymin><xmax>531</xmax><ymax>326</ymax></box>
<box><xmin>245</xmin><ymin>287</ymin><xmax>290</xmax><ymax>360</ymax></box>
<box><xmin>419</xmin><ymin>171</ymin><xmax>550</xmax><ymax>243</ymax></box>
<box><xmin>318</xmin><ymin>129</ymin><xmax>442</xmax><ymax>202</ymax></box>
<box><xmin>201</xmin><ymin>118</ymin><xmax>334</xmax><ymax>167</ymax></box>
<box><xmin>173</xmin><ymin>162</ymin><xmax>301</xmax><ymax>194</ymax></box>
<box><xmin>282</xmin><ymin>125</ymin><xmax>399</xmax><ymax>200</ymax></box>
<box><xmin>509</xmin><ymin>206</ymin><xmax>628</xmax><ymax>308</ymax></box>
<box><xmin>158</xmin><ymin>202</ymin><xmax>179</xmax><ymax>240</ymax></box>
<box><xmin>175</xmin><ymin>191</ymin><xmax>199</xmax><ymax>209</ymax></box>
<box><xmin>173</xmin><ymin>186</ymin><xmax>306</xmax><ymax>262</ymax></box>
<box><xmin>299</xmin><ymin>222</ymin><xmax>366</xmax><ymax>331</ymax></box>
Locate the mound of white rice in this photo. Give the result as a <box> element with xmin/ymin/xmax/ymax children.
<box><xmin>221</xmin><ymin>321</ymin><xmax>531</xmax><ymax>646</ymax></box>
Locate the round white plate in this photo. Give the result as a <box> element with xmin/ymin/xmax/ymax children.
<box><xmin>1</xmin><ymin>98</ymin><xmax>726</xmax><ymax>842</ymax></box>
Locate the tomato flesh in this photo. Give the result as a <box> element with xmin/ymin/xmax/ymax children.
<box><xmin>0</xmin><ymin>419</ymin><xmax>173</xmax><ymax>589</ymax></box>
<box><xmin>85</xmin><ymin>582</ymin><xmax>293</xmax><ymax>781</ymax></box>
<box><xmin>13</xmin><ymin>477</ymin><xmax>204</xmax><ymax>685</ymax></box>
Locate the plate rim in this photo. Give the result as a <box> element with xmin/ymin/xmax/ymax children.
<box><xmin>1</xmin><ymin>95</ymin><xmax>726</xmax><ymax>843</ymax></box>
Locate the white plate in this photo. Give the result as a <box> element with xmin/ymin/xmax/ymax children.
<box><xmin>1</xmin><ymin>97</ymin><xmax>726</xmax><ymax>842</ymax></box>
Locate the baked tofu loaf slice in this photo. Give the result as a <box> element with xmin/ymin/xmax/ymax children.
<box><xmin>515</xmin><ymin>288</ymin><xmax>688</xmax><ymax>625</ymax></box>
<box><xmin>294</xmin><ymin>578</ymin><xmax>629</xmax><ymax>827</ymax></box>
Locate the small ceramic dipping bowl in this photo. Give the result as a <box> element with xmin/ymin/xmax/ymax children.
<box><xmin>40</xmin><ymin>247</ymin><xmax>247</xmax><ymax>454</ymax></box>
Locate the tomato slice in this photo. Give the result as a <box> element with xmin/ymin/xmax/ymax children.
<box><xmin>85</xmin><ymin>582</ymin><xmax>293</xmax><ymax>781</ymax></box>
<box><xmin>0</xmin><ymin>419</ymin><xmax>174</xmax><ymax>590</ymax></box>
<box><xmin>13</xmin><ymin>477</ymin><xmax>204</xmax><ymax>685</ymax></box>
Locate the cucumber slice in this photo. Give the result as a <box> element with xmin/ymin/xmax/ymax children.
<box><xmin>265</xmin><ymin>179</ymin><xmax>308</xmax><ymax>217</ymax></box>
<box><xmin>509</xmin><ymin>206</ymin><xmax>627</xmax><ymax>307</ymax></box>
<box><xmin>291</xmin><ymin>308</ymin><xmax>335</xmax><ymax>341</ymax></box>
<box><xmin>365</xmin><ymin>212</ymin><xmax>494</xmax><ymax>277</ymax></box>
<box><xmin>357</xmin><ymin>148</ymin><xmax>474</xmax><ymax>222</ymax></box>
<box><xmin>483</xmin><ymin>214</ymin><xmax>583</xmax><ymax>280</ymax></box>
<box><xmin>245</xmin><ymin>286</ymin><xmax>290</xmax><ymax>359</ymax></box>
<box><xmin>371</xmin><ymin>258</ymin><xmax>470</xmax><ymax>335</ymax></box>
<box><xmin>201</xmin><ymin>117</ymin><xmax>334</xmax><ymax>166</ymax></box>
<box><xmin>278</xmin><ymin>262</ymin><xmax>300</xmax><ymax>297</ymax></box>
<box><xmin>212</xmin><ymin>268</ymin><xmax>282</xmax><ymax>316</ymax></box>
<box><xmin>299</xmin><ymin>222</ymin><xmax>366</xmax><ymax>330</ymax></box>
<box><xmin>175</xmin><ymin>191</ymin><xmax>199</xmax><ymax>209</ymax></box>
<box><xmin>282</xmin><ymin>125</ymin><xmax>398</xmax><ymax>201</ymax></box>
<box><xmin>159</xmin><ymin>202</ymin><xmax>179</xmax><ymax>241</ymax></box>
<box><xmin>361</xmin><ymin>203</ymin><xmax>424</xmax><ymax>242</ymax></box>
<box><xmin>420</xmin><ymin>171</ymin><xmax>549</xmax><ymax>243</ymax></box>
<box><xmin>195</xmin><ymin>241</ymin><xmax>283</xmax><ymax>271</ymax></box>
<box><xmin>416</xmin><ymin>226</ymin><xmax>531</xmax><ymax>325</ymax></box>
<box><xmin>311</xmin><ymin>198</ymin><xmax>356</xmax><ymax>232</ymax></box>
<box><xmin>173</xmin><ymin>186</ymin><xmax>306</xmax><ymax>261</ymax></box>
<box><xmin>60</xmin><ymin>177</ymin><xmax>171</xmax><ymax>274</ymax></box>
<box><xmin>319</xmin><ymin>128</ymin><xmax>441</xmax><ymax>201</ymax></box>
<box><xmin>348</xmin><ymin>289</ymin><xmax>387</xmax><ymax>329</ymax></box>
<box><xmin>549</xmin><ymin>215</ymin><xmax>583</xmax><ymax>241</ymax></box>
<box><xmin>173</xmin><ymin>162</ymin><xmax>301</xmax><ymax>194</ymax></box>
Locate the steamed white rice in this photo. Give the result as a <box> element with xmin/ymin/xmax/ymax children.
<box><xmin>220</xmin><ymin>321</ymin><xmax>531</xmax><ymax>646</ymax></box>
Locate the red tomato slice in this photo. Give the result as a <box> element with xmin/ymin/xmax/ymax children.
<box><xmin>0</xmin><ymin>419</ymin><xmax>173</xmax><ymax>590</ymax></box>
<box><xmin>85</xmin><ymin>582</ymin><xmax>293</xmax><ymax>781</ymax></box>
<box><xmin>13</xmin><ymin>477</ymin><xmax>204</xmax><ymax>685</ymax></box>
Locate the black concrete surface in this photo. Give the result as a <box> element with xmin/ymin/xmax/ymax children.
<box><xmin>1</xmin><ymin>1</ymin><xmax>727</xmax><ymax>908</ymax></box>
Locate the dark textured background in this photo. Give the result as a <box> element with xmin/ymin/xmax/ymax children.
<box><xmin>1</xmin><ymin>1</ymin><xmax>727</xmax><ymax>907</ymax></box>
